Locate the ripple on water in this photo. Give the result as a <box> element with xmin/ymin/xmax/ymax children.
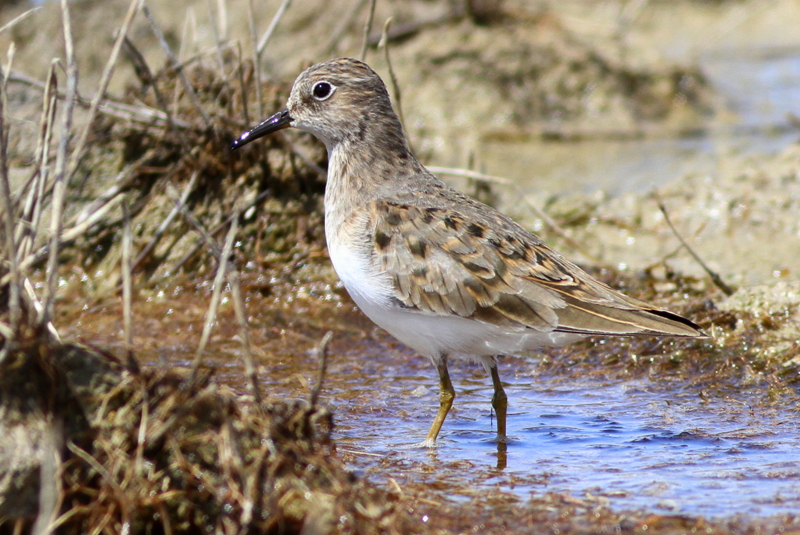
<box><xmin>333</xmin><ymin>355</ymin><xmax>800</xmax><ymax>518</ymax></box>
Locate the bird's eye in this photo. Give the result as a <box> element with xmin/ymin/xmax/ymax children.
<box><xmin>312</xmin><ymin>81</ymin><xmax>334</xmax><ymax>101</ymax></box>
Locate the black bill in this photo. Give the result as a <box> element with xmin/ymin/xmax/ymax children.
<box><xmin>229</xmin><ymin>109</ymin><xmax>293</xmax><ymax>150</ymax></box>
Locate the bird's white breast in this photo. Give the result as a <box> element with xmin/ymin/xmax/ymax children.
<box><xmin>326</xmin><ymin>223</ymin><xmax>583</xmax><ymax>360</ymax></box>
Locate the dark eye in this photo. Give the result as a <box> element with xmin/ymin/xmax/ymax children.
<box><xmin>312</xmin><ymin>81</ymin><xmax>333</xmax><ymax>100</ymax></box>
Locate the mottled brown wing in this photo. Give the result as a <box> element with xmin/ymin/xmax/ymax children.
<box><xmin>368</xmin><ymin>197</ymin><xmax>701</xmax><ymax>337</ymax></box>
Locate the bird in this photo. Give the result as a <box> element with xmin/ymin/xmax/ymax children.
<box><xmin>230</xmin><ymin>58</ymin><xmax>706</xmax><ymax>447</ymax></box>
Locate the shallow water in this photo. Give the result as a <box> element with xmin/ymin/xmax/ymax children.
<box><xmin>329</xmin><ymin>349</ymin><xmax>800</xmax><ymax>518</ymax></box>
<box><xmin>72</xmin><ymin>292</ymin><xmax>799</xmax><ymax>521</ymax></box>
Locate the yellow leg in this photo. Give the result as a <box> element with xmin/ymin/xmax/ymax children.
<box><xmin>422</xmin><ymin>357</ymin><xmax>455</xmax><ymax>447</ymax></box>
<box><xmin>489</xmin><ymin>363</ymin><xmax>508</xmax><ymax>443</ymax></box>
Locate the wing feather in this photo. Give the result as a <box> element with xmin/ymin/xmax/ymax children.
<box><xmin>365</xmin><ymin>193</ymin><xmax>702</xmax><ymax>338</ymax></box>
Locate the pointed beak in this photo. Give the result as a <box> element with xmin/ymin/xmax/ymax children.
<box><xmin>230</xmin><ymin>109</ymin><xmax>293</xmax><ymax>150</ymax></box>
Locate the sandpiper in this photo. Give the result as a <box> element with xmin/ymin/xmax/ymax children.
<box><xmin>231</xmin><ymin>58</ymin><xmax>705</xmax><ymax>447</ymax></box>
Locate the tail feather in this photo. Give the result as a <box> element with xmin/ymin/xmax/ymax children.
<box><xmin>554</xmin><ymin>299</ymin><xmax>706</xmax><ymax>338</ymax></box>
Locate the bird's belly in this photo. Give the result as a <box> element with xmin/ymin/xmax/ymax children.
<box><xmin>356</xmin><ymin>298</ymin><xmax>584</xmax><ymax>358</ymax></box>
<box><xmin>328</xmin><ymin>237</ymin><xmax>583</xmax><ymax>358</ymax></box>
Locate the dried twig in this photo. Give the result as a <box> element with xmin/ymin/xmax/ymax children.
<box><xmin>323</xmin><ymin>0</ymin><xmax>368</xmax><ymax>56</ymax></box>
<box><xmin>0</xmin><ymin>50</ymin><xmax>20</xmax><ymax>334</ymax></box>
<box><xmin>121</xmin><ymin>199</ymin><xmax>140</xmax><ymax>374</ymax></box>
<box><xmin>132</xmin><ymin>172</ymin><xmax>199</xmax><ymax>271</ymax></box>
<box><xmin>310</xmin><ymin>331</ymin><xmax>332</xmax><ymax>409</ymax></box>
<box><xmin>14</xmin><ymin>63</ymin><xmax>58</xmax><ymax>263</ymax></box>
<box><xmin>205</xmin><ymin>0</ymin><xmax>226</xmax><ymax>75</ymax></box>
<box><xmin>378</xmin><ymin>18</ymin><xmax>406</xmax><ymax>133</ymax></box>
<box><xmin>30</xmin><ymin>418</ymin><xmax>62</xmax><ymax>535</ymax></box>
<box><xmin>0</xmin><ymin>6</ymin><xmax>41</xmax><ymax>36</ymax></box>
<box><xmin>143</xmin><ymin>5</ymin><xmax>213</xmax><ymax>129</ymax></box>
<box><xmin>42</xmin><ymin>0</ymin><xmax>79</xmax><ymax>327</ymax></box>
<box><xmin>190</xmin><ymin>215</ymin><xmax>238</xmax><ymax>380</ymax></box>
<box><xmin>359</xmin><ymin>0</ymin><xmax>377</xmax><ymax>61</ymax></box>
<box><xmin>7</xmin><ymin>69</ymin><xmax>187</xmax><ymax>129</ymax></box>
<box><xmin>234</xmin><ymin>43</ymin><xmax>250</xmax><ymax>126</ymax></box>
<box><xmin>161</xmin><ymin>189</ymin><xmax>270</xmax><ymax>279</ymax></box>
<box><xmin>67</xmin><ymin>0</ymin><xmax>144</xmax><ymax>180</ymax></box>
<box><xmin>246</xmin><ymin>0</ymin><xmax>264</xmax><ymax>120</ymax></box>
<box><xmin>227</xmin><ymin>255</ymin><xmax>261</xmax><ymax>404</ymax></box>
<box><xmin>655</xmin><ymin>193</ymin><xmax>735</xmax><ymax>296</ymax></box>
<box><xmin>256</xmin><ymin>0</ymin><xmax>293</xmax><ymax>55</ymax></box>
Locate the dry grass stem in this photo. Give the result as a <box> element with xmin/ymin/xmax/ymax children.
<box><xmin>0</xmin><ymin>7</ymin><xmax>40</xmax><ymax>36</ymax></box>
<box><xmin>42</xmin><ymin>0</ymin><xmax>79</xmax><ymax>328</ymax></box>
<box><xmin>143</xmin><ymin>5</ymin><xmax>213</xmax><ymax>129</ymax></box>
<box><xmin>67</xmin><ymin>0</ymin><xmax>144</xmax><ymax>182</ymax></box>
<box><xmin>378</xmin><ymin>18</ymin><xmax>406</xmax><ymax>133</ymax></box>
<box><xmin>323</xmin><ymin>0</ymin><xmax>368</xmax><ymax>56</ymax></box>
<box><xmin>246</xmin><ymin>0</ymin><xmax>264</xmax><ymax>120</ymax></box>
<box><xmin>66</xmin><ymin>440</ymin><xmax>131</xmax><ymax>528</ymax></box>
<box><xmin>226</xmin><ymin>252</ymin><xmax>261</xmax><ymax>404</ymax></box>
<box><xmin>365</xmin><ymin>9</ymin><xmax>462</xmax><ymax>47</ymax></box>
<box><xmin>234</xmin><ymin>42</ymin><xmax>251</xmax><ymax>125</ymax></box>
<box><xmin>256</xmin><ymin>0</ymin><xmax>293</xmax><ymax>55</ymax></box>
<box><xmin>31</xmin><ymin>419</ymin><xmax>62</xmax><ymax>535</ymax></box>
<box><xmin>22</xmin><ymin>278</ymin><xmax>59</xmax><ymax>342</ymax></box>
<box><xmin>1</xmin><ymin>192</ymin><xmax>127</xmax><ymax>289</ymax></box>
<box><xmin>310</xmin><ymin>331</ymin><xmax>332</xmax><ymax>409</ymax></box>
<box><xmin>655</xmin><ymin>193</ymin><xmax>735</xmax><ymax>296</ymax></box>
<box><xmin>0</xmin><ymin>54</ymin><xmax>20</xmax><ymax>334</ymax></box>
<box><xmin>159</xmin><ymin>189</ymin><xmax>271</xmax><ymax>280</ymax></box>
<box><xmin>7</xmin><ymin>67</ymin><xmax>191</xmax><ymax>129</ymax></box>
<box><xmin>14</xmin><ymin>63</ymin><xmax>58</xmax><ymax>264</ymax></box>
<box><xmin>279</xmin><ymin>131</ymin><xmax>327</xmax><ymax>179</ymax></box>
<box><xmin>205</xmin><ymin>0</ymin><xmax>226</xmax><ymax>75</ymax></box>
<box><xmin>190</xmin><ymin>216</ymin><xmax>238</xmax><ymax>379</ymax></box>
<box><xmin>121</xmin><ymin>199</ymin><xmax>140</xmax><ymax>374</ymax></box>
<box><xmin>121</xmin><ymin>36</ymin><xmax>191</xmax><ymax>151</ymax></box>
<box><xmin>359</xmin><ymin>0</ymin><xmax>377</xmax><ymax>61</ymax></box>
<box><xmin>3</xmin><ymin>42</ymin><xmax>14</xmax><ymax>85</ymax></box>
<box><xmin>132</xmin><ymin>172</ymin><xmax>199</xmax><ymax>271</ymax></box>
<box><xmin>134</xmin><ymin>383</ymin><xmax>149</xmax><ymax>475</ymax></box>
<box><xmin>166</xmin><ymin>184</ymin><xmax>221</xmax><ymax>256</ymax></box>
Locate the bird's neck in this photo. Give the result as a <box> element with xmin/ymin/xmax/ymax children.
<box><xmin>324</xmin><ymin>122</ymin><xmax>423</xmax><ymax>224</ymax></box>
